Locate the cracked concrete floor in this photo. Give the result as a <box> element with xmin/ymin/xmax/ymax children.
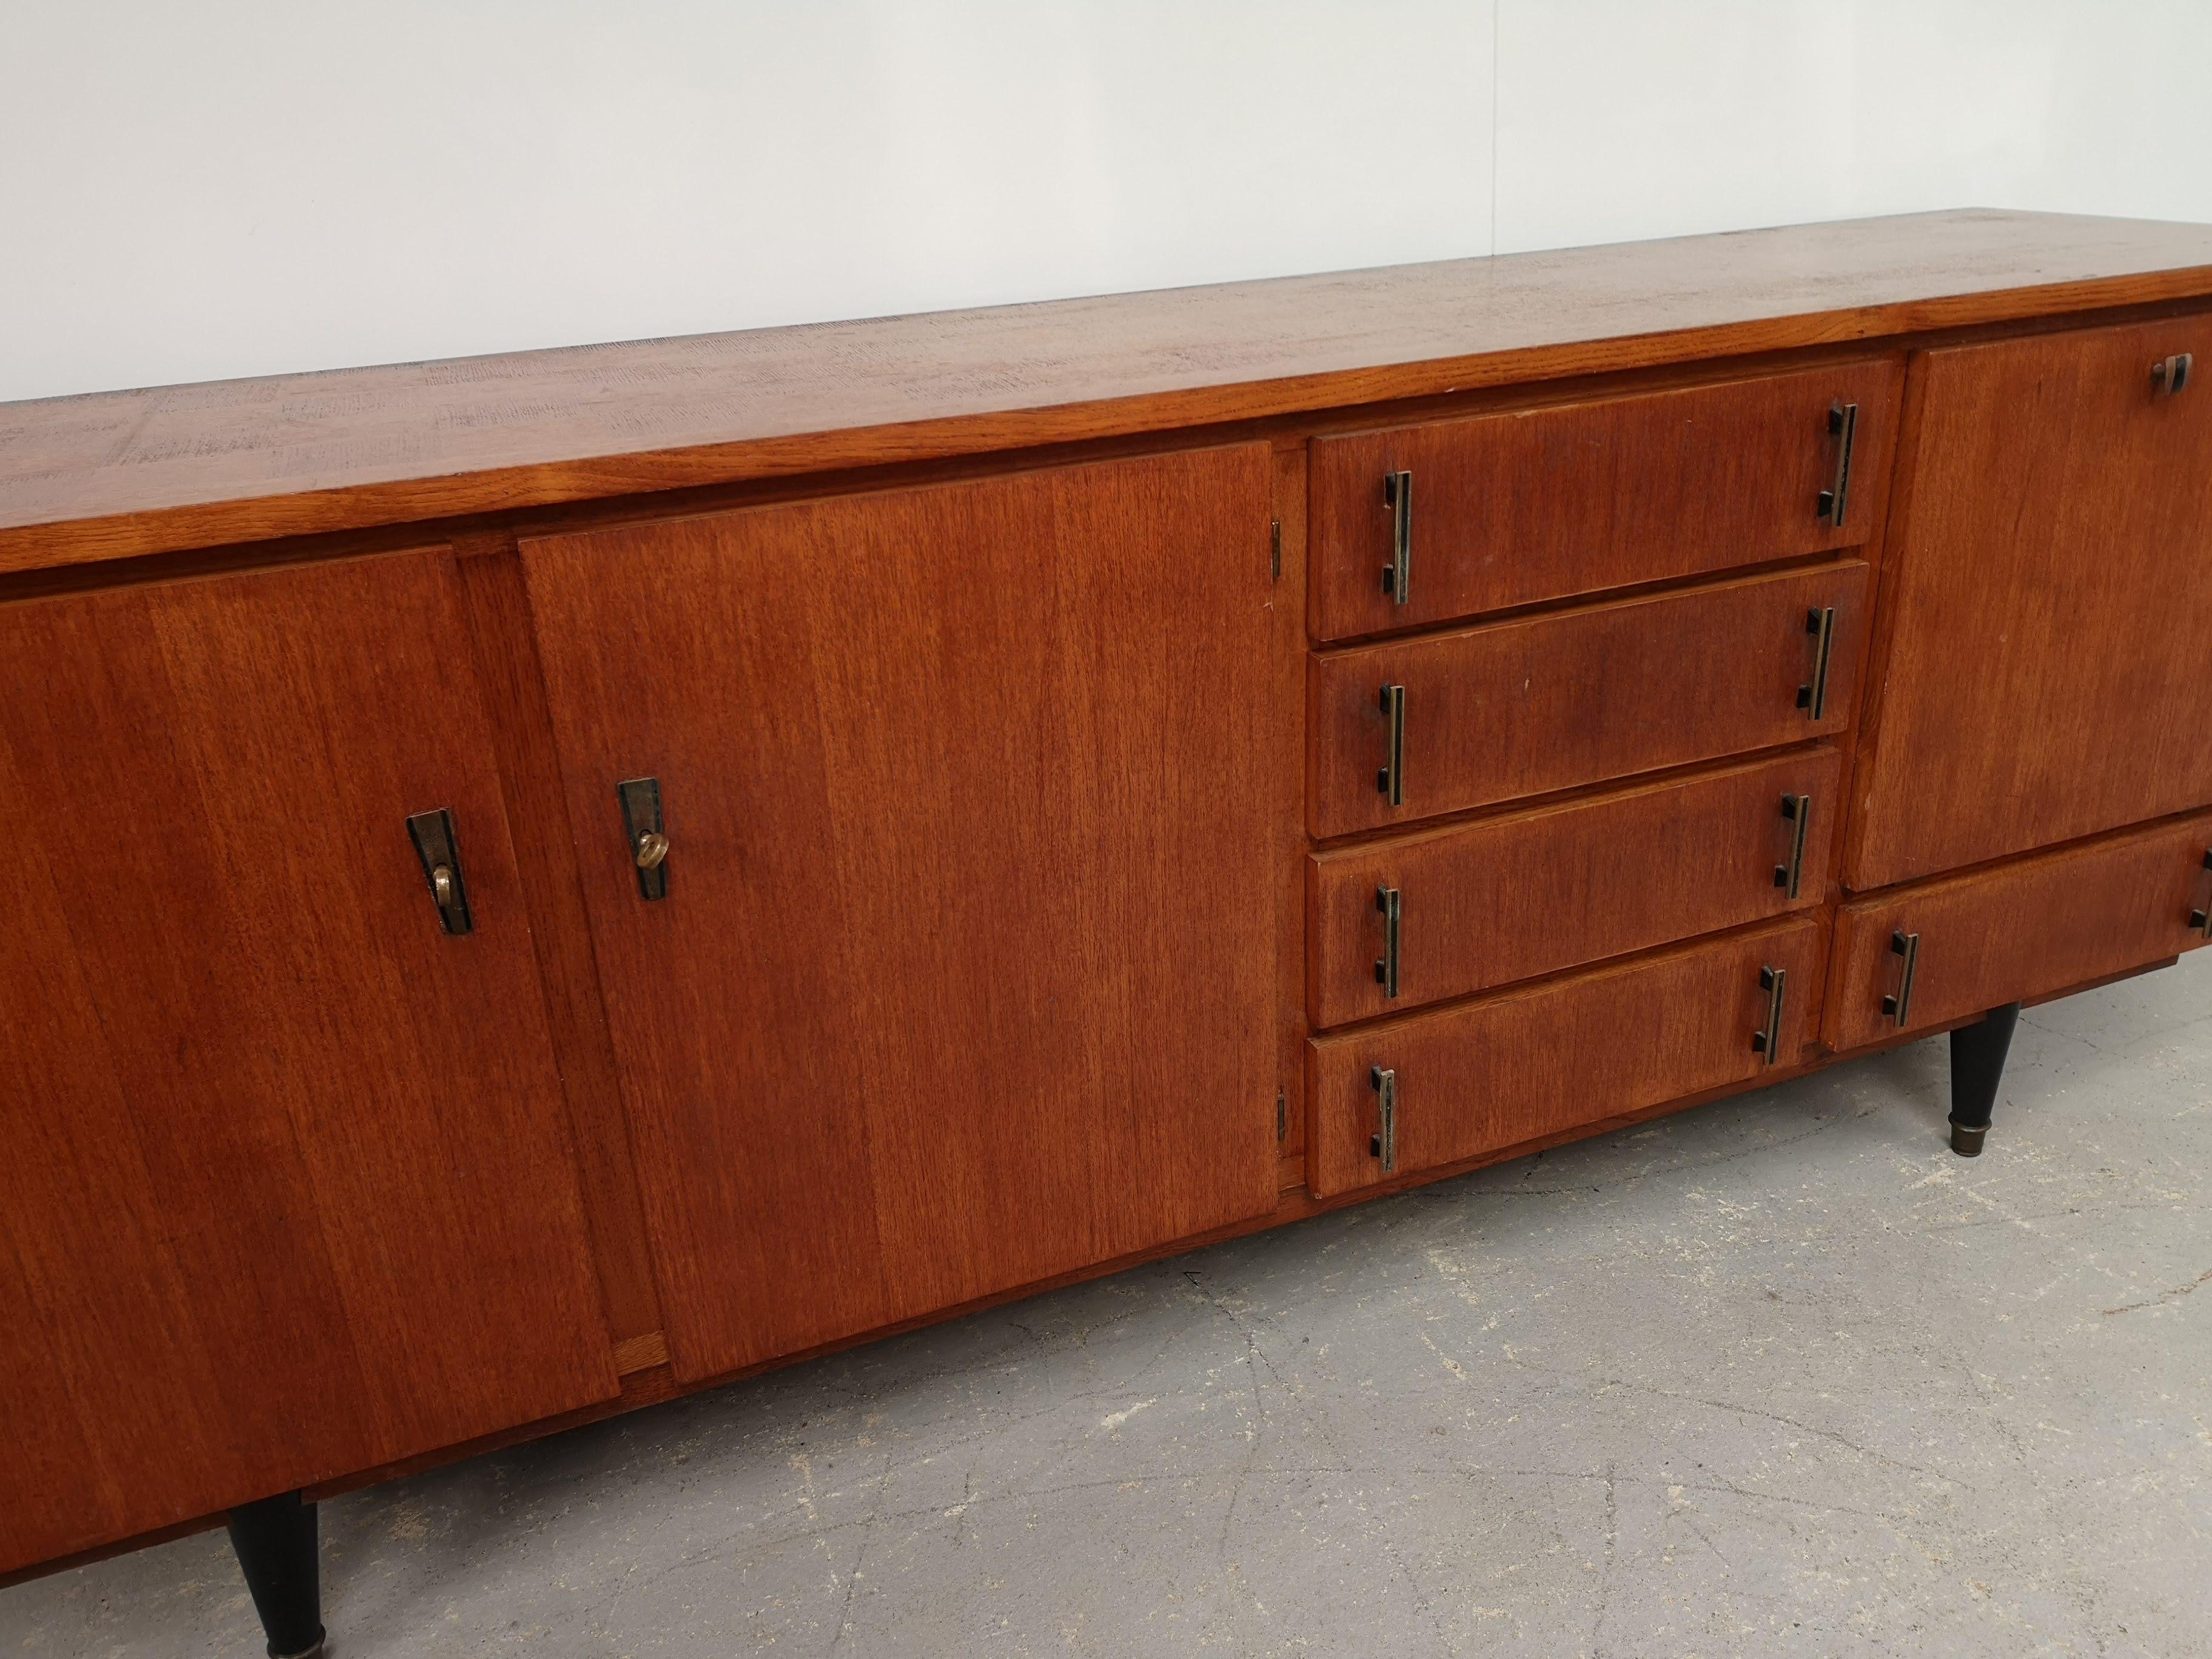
<box><xmin>10</xmin><ymin>950</ymin><xmax>2212</xmax><ymax>1658</ymax></box>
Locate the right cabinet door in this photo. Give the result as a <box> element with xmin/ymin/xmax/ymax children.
<box><xmin>520</xmin><ymin>447</ymin><xmax>1281</xmax><ymax>1384</ymax></box>
<box><xmin>1849</xmin><ymin>318</ymin><xmax>2212</xmax><ymax>889</ymax></box>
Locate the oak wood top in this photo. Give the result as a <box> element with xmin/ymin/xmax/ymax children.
<box><xmin>7</xmin><ymin>209</ymin><xmax>2212</xmax><ymax>572</ymax></box>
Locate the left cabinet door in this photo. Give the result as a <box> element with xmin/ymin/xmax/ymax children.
<box><xmin>0</xmin><ymin>550</ymin><xmax>617</xmax><ymax>1574</ymax></box>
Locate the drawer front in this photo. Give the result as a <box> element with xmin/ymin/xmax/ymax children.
<box><xmin>1309</xmin><ymin>748</ymin><xmax>1840</xmax><ymax>1028</ymax></box>
<box><xmin>1309</xmin><ymin>561</ymin><xmax>1867</xmax><ymax>838</ymax></box>
<box><xmin>1309</xmin><ymin>361</ymin><xmax>1900</xmax><ymax>641</ymax></box>
<box><xmin>1826</xmin><ymin>814</ymin><xmax>2212</xmax><ymax>1052</ymax></box>
<box><xmin>1308</xmin><ymin>917</ymin><xmax>1825</xmax><ymax>1198</ymax></box>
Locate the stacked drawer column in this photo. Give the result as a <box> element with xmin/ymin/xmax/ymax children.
<box><xmin>1299</xmin><ymin>361</ymin><xmax>1904</xmax><ymax>1196</ymax></box>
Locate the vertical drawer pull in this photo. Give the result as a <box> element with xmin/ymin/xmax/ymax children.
<box><xmin>1381</xmin><ymin>471</ymin><xmax>1412</xmax><ymax>603</ymax></box>
<box><xmin>1369</xmin><ymin>1065</ymin><xmax>1398</xmax><ymax>1173</ymax></box>
<box><xmin>1797</xmin><ymin>606</ymin><xmax>1838</xmax><ymax>720</ymax></box>
<box><xmin>406</xmin><ymin>808</ymin><xmax>474</xmax><ymax>936</ymax></box>
<box><xmin>1817</xmin><ymin>400</ymin><xmax>1859</xmax><ymax>526</ymax></box>
<box><xmin>617</xmin><ymin>777</ymin><xmax>671</xmax><ymax>901</ymax></box>
<box><xmin>2152</xmin><ymin>354</ymin><xmax>2194</xmax><ymax>397</ymax></box>
<box><xmin>1774</xmin><ymin>793</ymin><xmax>1812</xmax><ymax>900</ymax></box>
<box><xmin>2190</xmin><ymin>849</ymin><xmax>2212</xmax><ymax>936</ymax></box>
<box><xmin>1751</xmin><ymin>964</ymin><xmax>1788</xmax><ymax>1065</ymax></box>
<box><xmin>1376</xmin><ymin>683</ymin><xmax>1407</xmax><ymax>806</ymax></box>
<box><xmin>1374</xmin><ymin>885</ymin><xmax>1403</xmax><ymax>999</ymax></box>
<box><xmin>1882</xmin><ymin>929</ymin><xmax>1920</xmax><ymax>1027</ymax></box>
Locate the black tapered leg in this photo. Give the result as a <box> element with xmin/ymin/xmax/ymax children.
<box><xmin>226</xmin><ymin>1491</ymin><xmax>324</xmax><ymax>1658</ymax></box>
<box><xmin>1948</xmin><ymin>1001</ymin><xmax>2022</xmax><ymax>1158</ymax></box>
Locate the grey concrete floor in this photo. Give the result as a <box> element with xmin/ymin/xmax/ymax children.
<box><xmin>10</xmin><ymin>951</ymin><xmax>2212</xmax><ymax>1659</ymax></box>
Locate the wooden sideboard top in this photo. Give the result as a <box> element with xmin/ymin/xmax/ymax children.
<box><xmin>6</xmin><ymin>207</ymin><xmax>2212</xmax><ymax>574</ymax></box>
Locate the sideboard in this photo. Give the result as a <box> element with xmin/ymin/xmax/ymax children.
<box><xmin>6</xmin><ymin>209</ymin><xmax>2212</xmax><ymax>1658</ymax></box>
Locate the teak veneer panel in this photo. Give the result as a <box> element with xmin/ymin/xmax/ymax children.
<box><xmin>520</xmin><ymin>446</ymin><xmax>1280</xmax><ymax>1382</ymax></box>
<box><xmin>1308</xmin><ymin>561</ymin><xmax>1868</xmax><ymax>837</ymax></box>
<box><xmin>1826</xmin><ymin>815</ymin><xmax>2212</xmax><ymax>1053</ymax></box>
<box><xmin>0</xmin><ymin>551</ymin><xmax>617</xmax><ymax>1574</ymax></box>
<box><xmin>1309</xmin><ymin>361</ymin><xmax>1900</xmax><ymax>640</ymax></box>
<box><xmin>1848</xmin><ymin>316</ymin><xmax>2212</xmax><ymax>888</ymax></box>
<box><xmin>1309</xmin><ymin>748</ymin><xmax>1841</xmax><ymax>1028</ymax></box>
<box><xmin>8</xmin><ymin>211</ymin><xmax>2212</xmax><ymax>571</ymax></box>
<box><xmin>1306</xmin><ymin>917</ymin><xmax>1825</xmax><ymax>1199</ymax></box>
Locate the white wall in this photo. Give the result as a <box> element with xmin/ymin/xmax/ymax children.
<box><xmin>4</xmin><ymin>1</ymin><xmax>2209</xmax><ymax>404</ymax></box>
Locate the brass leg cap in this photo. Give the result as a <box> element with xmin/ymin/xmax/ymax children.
<box><xmin>1948</xmin><ymin>1121</ymin><xmax>1988</xmax><ymax>1158</ymax></box>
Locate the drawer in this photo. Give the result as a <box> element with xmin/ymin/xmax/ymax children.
<box><xmin>1307</xmin><ymin>917</ymin><xmax>1825</xmax><ymax>1198</ymax></box>
<box><xmin>1309</xmin><ymin>561</ymin><xmax>1867</xmax><ymax>838</ymax></box>
<box><xmin>1825</xmin><ymin>814</ymin><xmax>2212</xmax><ymax>1052</ymax></box>
<box><xmin>1309</xmin><ymin>361</ymin><xmax>1900</xmax><ymax>641</ymax></box>
<box><xmin>1309</xmin><ymin>748</ymin><xmax>1840</xmax><ymax>1028</ymax></box>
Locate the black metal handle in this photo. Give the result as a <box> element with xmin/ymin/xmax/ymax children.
<box><xmin>2190</xmin><ymin>848</ymin><xmax>2211</xmax><ymax>936</ymax></box>
<box><xmin>1817</xmin><ymin>400</ymin><xmax>1859</xmax><ymax>526</ymax></box>
<box><xmin>1797</xmin><ymin>606</ymin><xmax>1838</xmax><ymax>721</ymax></box>
<box><xmin>617</xmin><ymin>777</ymin><xmax>669</xmax><ymax>901</ymax></box>
<box><xmin>1882</xmin><ymin>930</ymin><xmax>1921</xmax><ymax>1027</ymax></box>
<box><xmin>1369</xmin><ymin>1065</ymin><xmax>1398</xmax><ymax>1173</ymax></box>
<box><xmin>2153</xmin><ymin>354</ymin><xmax>2194</xmax><ymax>397</ymax></box>
<box><xmin>1376</xmin><ymin>684</ymin><xmax>1406</xmax><ymax>806</ymax></box>
<box><xmin>1381</xmin><ymin>471</ymin><xmax>1412</xmax><ymax>603</ymax></box>
<box><xmin>1374</xmin><ymin>885</ymin><xmax>1402</xmax><ymax>999</ymax></box>
<box><xmin>1774</xmin><ymin>793</ymin><xmax>1812</xmax><ymax>900</ymax></box>
<box><xmin>1751</xmin><ymin>965</ymin><xmax>1788</xmax><ymax>1065</ymax></box>
<box><xmin>406</xmin><ymin>809</ymin><xmax>473</xmax><ymax>936</ymax></box>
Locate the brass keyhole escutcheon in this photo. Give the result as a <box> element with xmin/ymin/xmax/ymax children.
<box><xmin>634</xmin><ymin>832</ymin><xmax>669</xmax><ymax>871</ymax></box>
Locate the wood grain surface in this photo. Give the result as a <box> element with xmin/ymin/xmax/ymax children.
<box><xmin>1308</xmin><ymin>561</ymin><xmax>1868</xmax><ymax>837</ymax></box>
<box><xmin>1825</xmin><ymin>814</ymin><xmax>2212</xmax><ymax>1051</ymax></box>
<box><xmin>6</xmin><ymin>211</ymin><xmax>2212</xmax><ymax>572</ymax></box>
<box><xmin>520</xmin><ymin>447</ymin><xmax>1281</xmax><ymax>1381</ymax></box>
<box><xmin>1309</xmin><ymin>748</ymin><xmax>1840</xmax><ymax>1028</ymax></box>
<box><xmin>1846</xmin><ymin>316</ymin><xmax>2212</xmax><ymax>888</ymax></box>
<box><xmin>1306</xmin><ymin>917</ymin><xmax>1825</xmax><ymax>1198</ymax></box>
<box><xmin>1309</xmin><ymin>360</ymin><xmax>1900</xmax><ymax>639</ymax></box>
<box><xmin>0</xmin><ymin>551</ymin><xmax>617</xmax><ymax>1574</ymax></box>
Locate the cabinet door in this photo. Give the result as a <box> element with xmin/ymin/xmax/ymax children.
<box><xmin>0</xmin><ymin>551</ymin><xmax>615</xmax><ymax>1574</ymax></box>
<box><xmin>521</xmin><ymin>446</ymin><xmax>1280</xmax><ymax>1382</ymax></box>
<box><xmin>1849</xmin><ymin>318</ymin><xmax>2212</xmax><ymax>888</ymax></box>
